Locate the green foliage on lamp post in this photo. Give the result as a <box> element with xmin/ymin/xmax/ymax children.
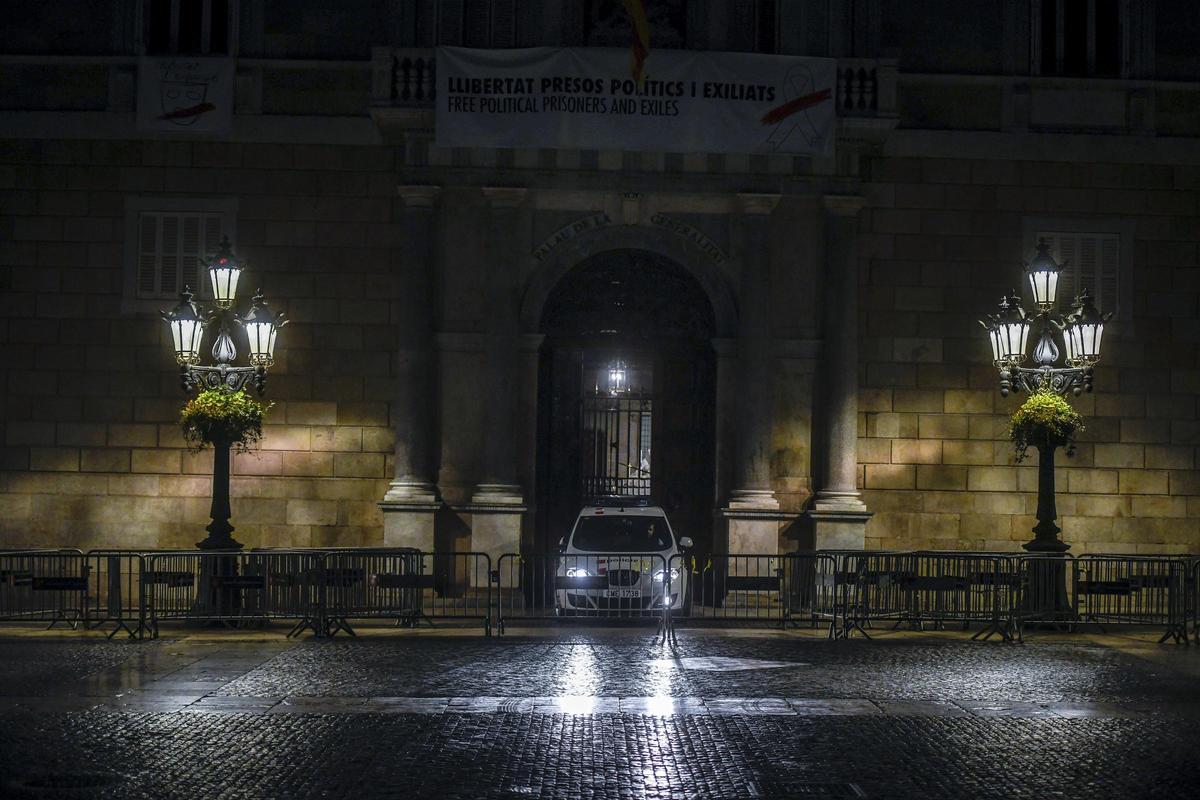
<box><xmin>1009</xmin><ymin>389</ymin><xmax>1083</xmax><ymax>463</ymax></box>
<box><xmin>180</xmin><ymin>388</ymin><xmax>271</xmax><ymax>550</ymax></box>
<box><xmin>180</xmin><ymin>388</ymin><xmax>271</xmax><ymax>453</ymax></box>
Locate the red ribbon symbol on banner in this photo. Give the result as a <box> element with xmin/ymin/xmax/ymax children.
<box><xmin>158</xmin><ymin>102</ymin><xmax>216</xmax><ymax>121</ymax></box>
<box><xmin>759</xmin><ymin>88</ymin><xmax>832</xmax><ymax>126</ymax></box>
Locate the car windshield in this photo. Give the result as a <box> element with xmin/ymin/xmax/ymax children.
<box><xmin>571</xmin><ymin>515</ymin><xmax>674</xmax><ymax>552</ymax></box>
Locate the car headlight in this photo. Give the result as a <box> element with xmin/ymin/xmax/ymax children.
<box><xmin>652</xmin><ymin>568</ymin><xmax>680</xmax><ymax>583</ymax></box>
<box><xmin>565</xmin><ymin>567</ymin><xmax>590</xmax><ymax>578</ymax></box>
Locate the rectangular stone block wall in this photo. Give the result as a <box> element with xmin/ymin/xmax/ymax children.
<box><xmin>859</xmin><ymin>155</ymin><xmax>1200</xmax><ymax>554</ymax></box>
<box><xmin>0</xmin><ymin>139</ymin><xmax>399</xmax><ymax>549</ymax></box>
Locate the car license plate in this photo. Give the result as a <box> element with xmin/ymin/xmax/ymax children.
<box><xmin>605</xmin><ymin>589</ymin><xmax>640</xmax><ymax>598</ymax></box>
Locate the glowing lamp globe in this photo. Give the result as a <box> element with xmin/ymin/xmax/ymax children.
<box><xmin>205</xmin><ymin>236</ymin><xmax>245</xmax><ymax>309</ymax></box>
<box><xmin>1063</xmin><ymin>289</ymin><xmax>1110</xmax><ymax>366</ymax></box>
<box><xmin>1026</xmin><ymin>237</ymin><xmax>1065</xmax><ymax>310</ymax></box>
<box><xmin>161</xmin><ymin>288</ymin><xmax>205</xmax><ymax>365</ymax></box>
<box><xmin>240</xmin><ymin>292</ymin><xmax>288</xmax><ymax>367</ymax></box>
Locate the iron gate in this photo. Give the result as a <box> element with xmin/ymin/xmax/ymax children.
<box><xmin>580</xmin><ymin>391</ymin><xmax>652</xmax><ymax>498</ymax></box>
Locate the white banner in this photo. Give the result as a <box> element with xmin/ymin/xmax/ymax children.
<box><xmin>435</xmin><ymin>47</ymin><xmax>836</xmax><ymax>156</ymax></box>
<box><xmin>137</xmin><ymin>57</ymin><xmax>234</xmax><ymax>134</ymax></box>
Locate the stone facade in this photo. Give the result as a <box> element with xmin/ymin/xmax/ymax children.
<box><xmin>1</xmin><ymin>2</ymin><xmax>1199</xmax><ymax>556</ymax></box>
<box><xmin>0</xmin><ymin>138</ymin><xmax>400</xmax><ymax>550</ymax></box>
<box><xmin>858</xmin><ymin>152</ymin><xmax>1200</xmax><ymax>553</ymax></box>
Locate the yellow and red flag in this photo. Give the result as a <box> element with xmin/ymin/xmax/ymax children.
<box><xmin>622</xmin><ymin>0</ymin><xmax>650</xmax><ymax>86</ymax></box>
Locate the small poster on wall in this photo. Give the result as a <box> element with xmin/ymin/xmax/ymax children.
<box><xmin>136</xmin><ymin>57</ymin><xmax>234</xmax><ymax>135</ymax></box>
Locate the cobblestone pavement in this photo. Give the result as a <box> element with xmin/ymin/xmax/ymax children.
<box><xmin>1</xmin><ymin>628</ymin><xmax>1198</xmax><ymax>798</ymax></box>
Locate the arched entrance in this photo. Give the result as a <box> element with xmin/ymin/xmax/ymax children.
<box><xmin>535</xmin><ymin>249</ymin><xmax>718</xmax><ymax>554</ymax></box>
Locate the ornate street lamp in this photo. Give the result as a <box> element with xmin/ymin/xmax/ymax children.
<box><xmin>981</xmin><ymin>240</ymin><xmax>1111</xmax><ymax>401</ymax></box>
<box><xmin>161</xmin><ymin>238</ymin><xmax>287</xmax><ymax>396</ymax></box>
<box><xmin>161</xmin><ymin>238</ymin><xmax>287</xmax><ymax>550</ymax></box>
<box><xmin>979</xmin><ymin>239</ymin><xmax>1112</xmax><ymax>555</ymax></box>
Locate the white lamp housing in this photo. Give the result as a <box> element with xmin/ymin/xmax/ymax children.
<box><xmin>980</xmin><ymin>315</ymin><xmax>1005</xmax><ymax>365</ymax></box>
<box><xmin>161</xmin><ymin>289</ymin><xmax>205</xmax><ymax>365</ymax></box>
<box><xmin>608</xmin><ymin>362</ymin><xmax>627</xmax><ymax>394</ymax></box>
<box><xmin>994</xmin><ymin>294</ymin><xmax>1031</xmax><ymax>365</ymax></box>
<box><xmin>1026</xmin><ymin>237</ymin><xmax>1064</xmax><ymax>310</ymax></box>
<box><xmin>1063</xmin><ymin>289</ymin><xmax>1109</xmax><ymax>366</ymax></box>
<box><xmin>205</xmin><ymin>236</ymin><xmax>245</xmax><ymax>309</ymax></box>
<box><xmin>240</xmin><ymin>292</ymin><xmax>287</xmax><ymax>367</ymax></box>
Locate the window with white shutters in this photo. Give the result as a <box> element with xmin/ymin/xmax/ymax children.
<box><xmin>1036</xmin><ymin>231</ymin><xmax>1120</xmax><ymax>315</ymax></box>
<box><xmin>123</xmin><ymin>196</ymin><xmax>237</xmax><ymax>314</ymax></box>
<box><xmin>136</xmin><ymin>212</ymin><xmax>225</xmax><ymax>300</ymax></box>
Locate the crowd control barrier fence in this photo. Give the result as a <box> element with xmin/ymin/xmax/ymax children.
<box><xmin>321</xmin><ymin>550</ymin><xmax>491</xmax><ymax>636</ymax></box>
<box><xmin>143</xmin><ymin>550</ymin><xmax>324</xmax><ymax>637</ymax></box>
<box><xmin>1073</xmin><ymin>555</ymin><xmax>1189</xmax><ymax>644</ymax></box>
<box><xmin>494</xmin><ymin>553</ymin><xmax>668</xmax><ymax>635</ymax></box>
<box><xmin>1191</xmin><ymin>558</ymin><xmax>1200</xmax><ymax>645</ymax></box>
<box><xmin>663</xmin><ymin>553</ymin><xmax>842</xmax><ymax>641</ymax></box>
<box><xmin>84</xmin><ymin>550</ymin><xmax>154</xmax><ymax>639</ymax></box>
<box><xmin>2</xmin><ymin>547</ymin><xmax>1195</xmax><ymax>645</ymax></box>
<box><xmin>827</xmin><ymin>551</ymin><xmax>1022</xmax><ymax>642</ymax></box>
<box><xmin>0</xmin><ymin>550</ymin><xmax>89</xmax><ymax>628</ymax></box>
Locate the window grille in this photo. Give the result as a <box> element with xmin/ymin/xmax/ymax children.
<box><xmin>145</xmin><ymin>0</ymin><xmax>235</xmax><ymax>55</ymax></box>
<box><xmin>1035</xmin><ymin>0</ymin><xmax>1122</xmax><ymax>77</ymax></box>
<box><xmin>1036</xmin><ymin>231</ymin><xmax>1120</xmax><ymax>315</ymax></box>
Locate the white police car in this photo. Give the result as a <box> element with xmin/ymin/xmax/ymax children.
<box><xmin>556</xmin><ymin>502</ymin><xmax>692</xmax><ymax>614</ymax></box>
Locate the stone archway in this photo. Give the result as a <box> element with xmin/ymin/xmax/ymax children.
<box><xmin>520</xmin><ymin>224</ymin><xmax>738</xmax><ymax>338</ymax></box>
<box><xmin>533</xmin><ymin>248</ymin><xmax>719</xmax><ymax>555</ymax></box>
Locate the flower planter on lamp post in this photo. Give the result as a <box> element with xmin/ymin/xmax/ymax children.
<box><xmin>161</xmin><ymin>237</ymin><xmax>286</xmax><ymax>551</ymax></box>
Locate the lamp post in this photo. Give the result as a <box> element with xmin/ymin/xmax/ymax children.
<box><xmin>161</xmin><ymin>237</ymin><xmax>286</xmax><ymax>550</ymax></box>
<box><xmin>979</xmin><ymin>238</ymin><xmax>1111</xmax><ymax>553</ymax></box>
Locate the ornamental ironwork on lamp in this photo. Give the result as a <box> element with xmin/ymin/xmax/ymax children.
<box><xmin>160</xmin><ymin>240</ymin><xmax>286</xmax><ymax>395</ymax></box>
<box><xmin>979</xmin><ymin>243</ymin><xmax>1111</xmax><ymax>398</ymax></box>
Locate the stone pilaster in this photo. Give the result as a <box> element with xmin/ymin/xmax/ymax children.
<box><xmin>722</xmin><ymin>193</ymin><xmax>792</xmax><ymax>554</ymax></box>
<box><xmin>728</xmin><ymin>192</ymin><xmax>780</xmax><ymax>511</ymax></box>
<box><xmin>806</xmin><ymin>195</ymin><xmax>871</xmax><ymax>549</ymax></box>
<box><xmin>471</xmin><ymin>186</ymin><xmax>528</xmax><ymax>506</ymax></box>
<box><xmin>469</xmin><ymin>187</ymin><xmax>528</xmax><ymax>569</ymax></box>
<box><xmin>380</xmin><ymin>184</ymin><xmax>442</xmax><ymax>550</ymax></box>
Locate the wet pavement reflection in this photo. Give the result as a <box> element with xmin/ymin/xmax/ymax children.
<box><xmin>0</xmin><ymin>629</ymin><xmax>1197</xmax><ymax>798</ymax></box>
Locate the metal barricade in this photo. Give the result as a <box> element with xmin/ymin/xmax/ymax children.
<box><xmin>1191</xmin><ymin>558</ymin><xmax>1200</xmax><ymax>645</ymax></box>
<box><xmin>144</xmin><ymin>550</ymin><xmax>320</xmax><ymax>638</ymax></box>
<box><xmin>665</xmin><ymin>553</ymin><xmax>835</xmax><ymax>639</ymax></box>
<box><xmin>1012</xmin><ymin>555</ymin><xmax>1078</xmax><ymax>640</ymax></box>
<box><xmin>321</xmin><ymin>550</ymin><xmax>491</xmax><ymax>636</ymax></box>
<box><xmin>1074</xmin><ymin>555</ymin><xmax>1189</xmax><ymax>644</ymax></box>
<box><xmin>819</xmin><ymin>551</ymin><xmax>1021</xmax><ymax>641</ymax></box>
<box><xmin>494</xmin><ymin>552</ymin><xmax>667</xmax><ymax>635</ymax></box>
<box><xmin>0</xmin><ymin>550</ymin><xmax>89</xmax><ymax>628</ymax></box>
<box><xmin>83</xmin><ymin>550</ymin><xmax>155</xmax><ymax>639</ymax></box>
<box><xmin>826</xmin><ymin>550</ymin><xmax>913</xmax><ymax>638</ymax></box>
<box><xmin>898</xmin><ymin>552</ymin><xmax>1021</xmax><ymax>642</ymax></box>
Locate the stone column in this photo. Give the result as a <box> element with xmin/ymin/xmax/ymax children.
<box><xmin>728</xmin><ymin>193</ymin><xmax>780</xmax><ymax>510</ymax></box>
<box><xmin>806</xmin><ymin>195</ymin><xmax>872</xmax><ymax>549</ymax></box>
<box><xmin>723</xmin><ymin>193</ymin><xmax>790</xmax><ymax>554</ymax></box>
<box><xmin>469</xmin><ymin>187</ymin><xmax>528</xmax><ymax>576</ymax></box>
<box><xmin>380</xmin><ymin>185</ymin><xmax>442</xmax><ymax>550</ymax></box>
